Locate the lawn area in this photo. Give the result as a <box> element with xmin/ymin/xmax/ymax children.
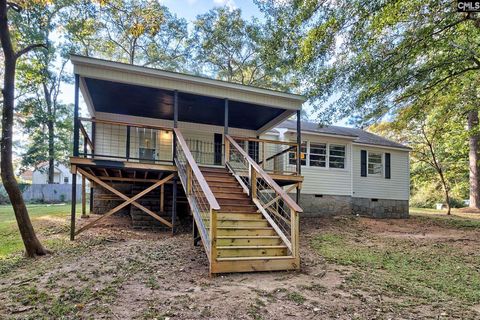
<box><xmin>0</xmin><ymin>204</ymin><xmax>79</xmax><ymax>258</ymax></box>
<box><xmin>0</xmin><ymin>206</ymin><xmax>479</xmax><ymax>319</ymax></box>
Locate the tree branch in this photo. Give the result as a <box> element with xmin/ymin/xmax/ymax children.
<box><xmin>15</xmin><ymin>43</ymin><xmax>47</xmax><ymax>59</ymax></box>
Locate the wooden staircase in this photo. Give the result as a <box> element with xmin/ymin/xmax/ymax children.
<box><xmin>174</xmin><ymin>128</ymin><xmax>301</xmax><ymax>274</ymax></box>
<box><xmin>201</xmin><ymin>166</ymin><xmax>299</xmax><ymax>273</ymax></box>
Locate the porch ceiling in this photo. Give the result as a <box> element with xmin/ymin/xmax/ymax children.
<box><xmin>84</xmin><ymin>78</ymin><xmax>288</xmax><ymax>131</ymax></box>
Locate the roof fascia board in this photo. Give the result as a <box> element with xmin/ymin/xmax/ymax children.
<box><xmin>352</xmin><ymin>142</ymin><xmax>411</xmax><ymax>152</ymax></box>
<box><xmin>284</xmin><ymin>128</ymin><xmax>358</xmax><ymax>140</ymax></box>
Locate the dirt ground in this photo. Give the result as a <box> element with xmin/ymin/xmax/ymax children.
<box><xmin>1</xmin><ymin>213</ymin><xmax>479</xmax><ymax>319</ymax></box>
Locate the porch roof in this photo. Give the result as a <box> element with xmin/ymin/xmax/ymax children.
<box><xmin>71</xmin><ymin>55</ymin><xmax>305</xmax><ymax>133</ymax></box>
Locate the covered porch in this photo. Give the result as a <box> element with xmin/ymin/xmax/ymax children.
<box><xmin>69</xmin><ymin>55</ymin><xmax>305</xmax><ymax>273</ymax></box>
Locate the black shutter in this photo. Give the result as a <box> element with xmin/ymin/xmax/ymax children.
<box><xmin>385</xmin><ymin>153</ymin><xmax>391</xmax><ymax>179</ymax></box>
<box><xmin>360</xmin><ymin>150</ymin><xmax>367</xmax><ymax>177</ymax></box>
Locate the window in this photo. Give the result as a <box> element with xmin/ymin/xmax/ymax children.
<box><xmin>64</xmin><ymin>177</ymin><xmax>69</xmax><ymax>184</ymax></box>
<box><xmin>329</xmin><ymin>144</ymin><xmax>346</xmax><ymax>168</ymax></box>
<box><xmin>309</xmin><ymin>143</ymin><xmax>326</xmax><ymax>167</ymax></box>
<box><xmin>368</xmin><ymin>152</ymin><xmax>383</xmax><ymax>175</ymax></box>
<box><xmin>289</xmin><ymin>142</ymin><xmax>307</xmax><ymax>166</ymax></box>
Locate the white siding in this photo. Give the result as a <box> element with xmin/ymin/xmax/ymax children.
<box><xmin>352</xmin><ymin>145</ymin><xmax>410</xmax><ymax>200</ymax></box>
<box><xmin>280</xmin><ymin>132</ymin><xmax>353</xmax><ymax>196</ymax></box>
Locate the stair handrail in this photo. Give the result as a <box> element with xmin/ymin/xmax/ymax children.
<box><xmin>174</xmin><ymin>128</ymin><xmax>220</xmax><ymax>263</ymax></box>
<box><xmin>225</xmin><ymin>135</ymin><xmax>302</xmax><ymax>258</ymax></box>
<box><xmin>226</xmin><ymin>135</ymin><xmax>302</xmax><ymax>212</ymax></box>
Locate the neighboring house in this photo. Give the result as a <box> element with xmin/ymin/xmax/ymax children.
<box><xmin>32</xmin><ymin>162</ymin><xmax>80</xmax><ymax>184</ymax></box>
<box><xmin>267</xmin><ymin>120</ymin><xmax>410</xmax><ymax>218</ymax></box>
<box><xmin>68</xmin><ymin>55</ymin><xmax>409</xmax><ymax>274</ymax></box>
<box><xmin>19</xmin><ymin>169</ymin><xmax>33</xmax><ymax>183</ymax></box>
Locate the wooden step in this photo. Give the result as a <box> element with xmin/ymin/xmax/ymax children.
<box><xmin>199</xmin><ymin>166</ymin><xmax>228</xmax><ymax>173</ymax></box>
<box><xmin>214</xmin><ymin>193</ymin><xmax>249</xmax><ymax>200</ymax></box>
<box><xmin>212</xmin><ymin>256</ymin><xmax>299</xmax><ymax>273</ymax></box>
<box><xmin>204</xmin><ymin>176</ymin><xmax>237</xmax><ymax>183</ymax></box>
<box><xmin>217</xmin><ymin>219</ymin><xmax>269</xmax><ymax>228</ymax></box>
<box><xmin>213</xmin><ymin>227</ymin><xmax>276</xmax><ymax>236</ymax></box>
<box><xmin>217</xmin><ymin>212</ymin><xmax>263</xmax><ymax>220</ymax></box>
<box><xmin>217</xmin><ymin>236</ymin><xmax>282</xmax><ymax>246</ymax></box>
<box><xmin>217</xmin><ymin>198</ymin><xmax>252</xmax><ymax>205</ymax></box>
<box><xmin>219</xmin><ymin>204</ymin><xmax>258</xmax><ymax>212</ymax></box>
<box><xmin>210</xmin><ymin>183</ymin><xmax>244</xmax><ymax>190</ymax></box>
<box><xmin>216</xmin><ymin>245</ymin><xmax>288</xmax><ymax>258</ymax></box>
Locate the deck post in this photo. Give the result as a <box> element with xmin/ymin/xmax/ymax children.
<box><xmin>89</xmin><ymin>184</ymin><xmax>94</xmax><ymax>214</ymax></box>
<box><xmin>81</xmin><ymin>175</ymin><xmax>87</xmax><ymax>218</ymax></box>
<box><xmin>126</xmin><ymin>125</ymin><xmax>130</xmax><ymax>160</ymax></box>
<box><xmin>224</xmin><ymin>98</ymin><xmax>229</xmax><ymax>134</ymax></box>
<box><xmin>172</xmin><ymin>90</ymin><xmax>178</xmax><ymax>234</ymax></box>
<box><xmin>296</xmin><ymin>110</ymin><xmax>301</xmax><ymax>204</ymax></box>
<box><xmin>91</xmin><ymin>120</ymin><xmax>96</xmax><ymax>156</ymax></box>
<box><xmin>71</xmin><ymin>74</ymin><xmax>80</xmax><ymax>240</ymax></box>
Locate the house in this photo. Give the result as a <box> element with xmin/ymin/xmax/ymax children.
<box><xmin>268</xmin><ymin>121</ymin><xmax>410</xmax><ymax>218</ymax></box>
<box><xmin>68</xmin><ymin>55</ymin><xmax>409</xmax><ymax>274</ymax></box>
<box><xmin>32</xmin><ymin>161</ymin><xmax>80</xmax><ymax>184</ymax></box>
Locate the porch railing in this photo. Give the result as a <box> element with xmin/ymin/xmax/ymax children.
<box><xmin>174</xmin><ymin>128</ymin><xmax>220</xmax><ymax>262</ymax></box>
<box><xmin>230</xmin><ymin>136</ymin><xmax>300</xmax><ymax>176</ymax></box>
<box><xmin>225</xmin><ymin>135</ymin><xmax>302</xmax><ymax>258</ymax></box>
<box><xmin>75</xmin><ymin>118</ymin><xmax>174</xmax><ymax>165</ymax></box>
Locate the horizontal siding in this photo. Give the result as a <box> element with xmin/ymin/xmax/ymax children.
<box><xmin>273</xmin><ymin>132</ymin><xmax>353</xmax><ymax>196</ymax></box>
<box><xmin>352</xmin><ymin>145</ymin><xmax>410</xmax><ymax>200</ymax></box>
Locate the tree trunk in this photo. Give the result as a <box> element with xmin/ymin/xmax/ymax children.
<box><xmin>44</xmin><ymin>83</ymin><xmax>55</xmax><ymax>184</ymax></box>
<box><xmin>0</xmin><ymin>0</ymin><xmax>49</xmax><ymax>257</ymax></box>
<box><xmin>468</xmin><ymin>110</ymin><xmax>480</xmax><ymax>210</ymax></box>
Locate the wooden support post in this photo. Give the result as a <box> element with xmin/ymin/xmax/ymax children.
<box><xmin>290</xmin><ymin>208</ymin><xmax>298</xmax><ymax>258</ymax></box>
<box><xmin>172</xmin><ymin>176</ymin><xmax>177</xmax><ymax>234</ymax></box>
<box><xmin>70</xmin><ymin>171</ymin><xmax>77</xmax><ymax>240</ymax></box>
<box><xmin>126</xmin><ymin>126</ymin><xmax>130</xmax><ymax>160</ymax></box>
<box><xmin>81</xmin><ymin>175</ymin><xmax>88</xmax><ymax>218</ymax></box>
<box><xmin>250</xmin><ymin>165</ymin><xmax>257</xmax><ymax>200</ymax></box>
<box><xmin>160</xmin><ymin>184</ymin><xmax>165</xmax><ymax>212</ymax></box>
<box><xmin>91</xmin><ymin>120</ymin><xmax>96</xmax><ymax>156</ymax></box>
<box><xmin>261</xmin><ymin>141</ymin><xmax>266</xmax><ymax>169</ymax></box>
<box><xmin>209</xmin><ymin>208</ymin><xmax>218</xmax><ymax>274</ymax></box>
<box><xmin>89</xmin><ymin>185</ymin><xmax>94</xmax><ymax>214</ymax></box>
<box><xmin>186</xmin><ymin>165</ymin><xmax>192</xmax><ymax>195</ymax></box>
<box><xmin>224</xmin><ymin>138</ymin><xmax>230</xmax><ymax>165</ymax></box>
<box><xmin>193</xmin><ymin>218</ymin><xmax>200</xmax><ymax>246</ymax></box>
<box><xmin>296</xmin><ymin>110</ymin><xmax>301</xmax><ymax>204</ymax></box>
<box><xmin>173</xmin><ymin>90</ymin><xmax>178</xmax><ymax>163</ymax></box>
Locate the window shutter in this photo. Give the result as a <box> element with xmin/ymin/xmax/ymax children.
<box><xmin>360</xmin><ymin>150</ymin><xmax>367</xmax><ymax>177</ymax></box>
<box><xmin>385</xmin><ymin>153</ymin><xmax>391</xmax><ymax>179</ymax></box>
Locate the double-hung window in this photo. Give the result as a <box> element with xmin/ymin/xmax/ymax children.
<box><xmin>368</xmin><ymin>152</ymin><xmax>383</xmax><ymax>175</ymax></box>
<box><xmin>309</xmin><ymin>143</ymin><xmax>327</xmax><ymax>167</ymax></box>
<box><xmin>329</xmin><ymin>144</ymin><xmax>346</xmax><ymax>168</ymax></box>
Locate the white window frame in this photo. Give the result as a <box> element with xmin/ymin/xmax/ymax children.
<box><xmin>298</xmin><ymin>141</ymin><xmax>347</xmax><ymax>170</ymax></box>
<box><xmin>367</xmin><ymin>151</ymin><xmax>383</xmax><ymax>176</ymax></box>
<box><xmin>328</xmin><ymin>144</ymin><xmax>346</xmax><ymax>169</ymax></box>
<box><xmin>309</xmin><ymin>142</ymin><xmax>327</xmax><ymax>168</ymax></box>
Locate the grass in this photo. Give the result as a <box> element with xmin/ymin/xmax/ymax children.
<box><xmin>410</xmin><ymin>207</ymin><xmax>480</xmax><ymax>229</ymax></box>
<box><xmin>0</xmin><ymin>203</ymin><xmax>80</xmax><ymax>258</ymax></box>
<box><xmin>311</xmin><ymin>232</ymin><xmax>480</xmax><ymax>305</ymax></box>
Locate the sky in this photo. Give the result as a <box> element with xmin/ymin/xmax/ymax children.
<box><xmin>161</xmin><ymin>0</ymin><xmax>262</xmax><ymax>21</ymax></box>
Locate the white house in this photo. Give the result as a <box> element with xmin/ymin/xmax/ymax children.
<box><xmin>32</xmin><ymin>162</ymin><xmax>80</xmax><ymax>184</ymax></box>
<box><xmin>269</xmin><ymin>120</ymin><xmax>410</xmax><ymax>218</ymax></box>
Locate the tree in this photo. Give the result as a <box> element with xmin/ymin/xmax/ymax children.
<box><xmin>14</xmin><ymin>0</ymin><xmax>74</xmax><ymax>183</ymax></box>
<box><xmin>191</xmin><ymin>7</ymin><xmax>292</xmax><ymax>90</ymax></box>
<box><xmin>257</xmin><ymin>0</ymin><xmax>480</xmax><ymax>209</ymax></box>
<box><xmin>0</xmin><ymin>0</ymin><xmax>49</xmax><ymax>257</ymax></box>
<box><xmin>372</xmin><ymin>94</ymin><xmax>469</xmax><ymax>214</ymax></box>
<box><xmin>66</xmin><ymin>0</ymin><xmax>190</xmax><ymax>69</ymax></box>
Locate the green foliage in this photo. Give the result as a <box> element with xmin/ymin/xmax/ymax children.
<box><xmin>191</xmin><ymin>7</ymin><xmax>293</xmax><ymax>90</ymax></box>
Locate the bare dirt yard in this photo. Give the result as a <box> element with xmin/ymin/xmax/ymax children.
<box><xmin>1</xmin><ymin>207</ymin><xmax>480</xmax><ymax>319</ymax></box>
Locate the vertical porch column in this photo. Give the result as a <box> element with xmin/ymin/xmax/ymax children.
<box><xmin>172</xmin><ymin>90</ymin><xmax>178</xmax><ymax>234</ymax></box>
<box><xmin>224</xmin><ymin>98</ymin><xmax>229</xmax><ymax>164</ymax></box>
<box><xmin>296</xmin><ymin>110</ymin><xmax>302</xmax><ymax>204</ymax></box>
<box><xmin>126</xmin><ymin>125</ymin><xmax>131</xmax><ymax>160</ymax></box>
<box><xmin>70</xmin><ymin>74</ymin><xmax>80</xmax><ymax>241</ymax></box>
<box><xmin>89</xmin><ymin>121</ymin><xmax>95</xmax><ymax>214</ymax></box>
